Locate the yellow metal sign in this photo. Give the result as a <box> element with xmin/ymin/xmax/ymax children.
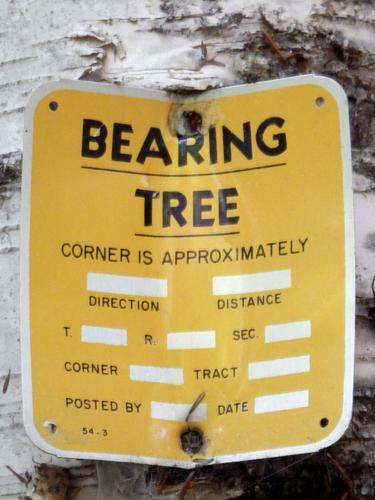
<box><xmin>22</xmin><ymin>76</ymin><xmax>354</xmax><ymax>467</ymax></box>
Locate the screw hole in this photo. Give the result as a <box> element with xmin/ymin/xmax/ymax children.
<box><xmin>182</xmin><ymin>111</ymin><xmax>202</xmax><ymax>134</ymax></box>
<box><xmin>49</xmin><ymin>101</ymin><xmax>58</xmax><ymax>111</ymax></box>
<box><xmin>315</xmin><ymin>97</ymin><xmax>325</xmax><ymax>107</ymax></box>
<box><xmin>44</xmin><ymin>421</ymin><xmax>57</xmax><ymax>433</ymax></box>
<box><xmin>320</xmin><ymin>417</ymin><xmax>329</xmax><ymax>428</ymax></box>
<box><xmin>180</xmin><ymin>427</ymin><xmax>204</xmax><ymax>455</ymax></box>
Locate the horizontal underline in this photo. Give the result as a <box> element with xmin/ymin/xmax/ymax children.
<box><xmin>134</xmin><ymin>231</ymin><xmax>240</xmax><ymax>238</ymax></box>
<box><xmin>81</xmin><ymin>162</ymin><xmax>286</xmax><ymax>178</ymax></box>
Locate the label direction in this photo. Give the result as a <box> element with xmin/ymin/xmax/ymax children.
<box><xmin>22</xmin><ymin>76</ymin><xmax>354</xmax><ymax>468</ymax></box>
<box><xmin>87</xmin><ymin>272</ymin><xmax>168</xmax><ymax>297</ymax></box>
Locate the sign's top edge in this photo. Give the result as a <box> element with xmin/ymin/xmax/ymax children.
<box><xmin>24</xmin><ymin>74</ymin><xmax>348</xmax><ymax>115</ymax></box>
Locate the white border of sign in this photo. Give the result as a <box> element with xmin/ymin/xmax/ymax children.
<box><xmin>21</xmin><ymin>75</ymin><xmax>355</xmax><ymax>468</ymax></box>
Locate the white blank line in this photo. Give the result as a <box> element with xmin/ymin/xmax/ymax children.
<box><xmin>254</xmin><ymin>390</ymin><xmax>309</xmax><ymax>414</ymax></box>
<box><xmin>212</xmin><ymin>269</ymin><xmax>291</xmax><ymax>295</ymax></box>
<box><xmin>265</xmin><ymin>320</ymin><xmax>311</xmax><ymax>343</ymax></box>
<box><xmin>87</xmin><ymin>272</ymin><xmax>168</xmax><ymax>297</ymax></box>
<box><xmin>129</xmin><ymin>365</ymin><xmax>183</xmax><ymax>385</ymax></box>
<box><xmin>81</xmin><ymin>325</ymin><xmax>127</xmax><ymax>346</ymax></box>
<box><xmin>151</xmin><ymin>401</ymin><xmax>207</xmax><ymax>421</ymax></box>
<box><xmin>167</xmin><ymin>330</ymin><xmax>216</xmax><ymax>350</ymax></box>
<box><xmin>248</xmin><ymin>355</ymin><xmax>310</xmax><ymax>379</ymax></box>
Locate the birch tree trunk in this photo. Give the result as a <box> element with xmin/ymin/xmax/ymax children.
<box><xmin>0</xmin><ymin>0</ymin><xmax>374</xmax><ymax>498</ymax></box>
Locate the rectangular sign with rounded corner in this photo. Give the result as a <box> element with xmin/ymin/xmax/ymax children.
<box><xmin>21</xmin><ymin>75</ymin><xmax>354</xmax><ymax>467</ymax></box>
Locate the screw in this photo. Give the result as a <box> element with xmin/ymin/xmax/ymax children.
<box><xmin>180</xmin><ymin>427</ymin><xmax>204</xmax><ymax>455</ymax></box>
<box><xmin>49</xmin><ymin>101</ymin><xmax>58</xmax><ymax>111</ymax></box>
